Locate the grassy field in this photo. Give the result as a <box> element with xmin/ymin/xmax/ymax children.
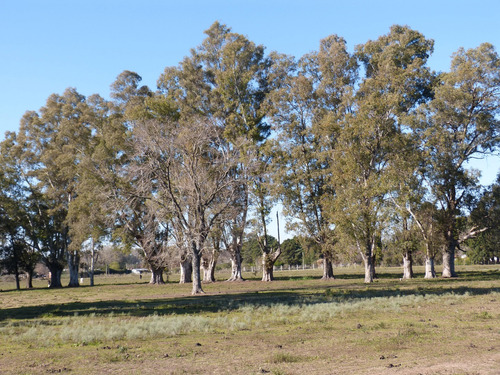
<box><xmin>0</xmin><ymin>264</ymin><xmax>499</xmax><ymax>374</ymax></box>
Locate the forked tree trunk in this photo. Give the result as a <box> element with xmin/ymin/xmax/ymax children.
<box><xmin>321</xmin><ymin>256</ymin><xmax>334</xmax><ymax>280</ymax></box>
<box><xmin>202</xmin><ymin>252</ymin><xmax>218</xmax><ymax>283</ymax></box>
<box><xmin>402</xmin><ymin>251</ymin><xmax>413</xmax><ymax>279</ymax></box>
<box><xmin>424</xmin><ymin>255</ymin><xmax>436</xmax><ymax>279</ymax></box>
<box><xmin>262</xmin><ymin>248</ymin><xmax>281</xmax><ymax>282</ymax></box>
<box><xmin>191</xmin><ymin>249</ymin><xmax>204</xmax><ymax>294</ymax></box>
<box><xmin>179</xmin><ymin>258</ymin><xmax>192</xmax><ymax>284</ymax></box>
<box><xmin>228</xmin><ymin>248</ymin><xmax>244</xmax><ymax>281</ymax></box>
<box><xmin>226</xmin><ymin>238</ymin><xmax>244</xmax><ymax>281</ymax></box>
<box><xmin>67</xmin><ymin>251</ymin><xmax>80</xmax><ymax>287</ymax></box>
<box><xmin>150</xmin><ymin>267</ymin><xmax>166</xmax><ymax>284</ymax></box>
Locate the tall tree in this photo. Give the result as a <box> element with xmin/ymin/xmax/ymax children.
<box><xmin>131</xmin><ymin>117</ymin><xmax>240</xmax><ymax>294</ymax></box>
<box><xmin>0</xmin><ymin>134</ymin><xmax>38</xmax><ymax>289</ymax></box>
<box><xmin>158</xmin><ymin>22</ymin><xmax>274</xmax><ymax>281</ymax></box>
<box><xmin>467</xmin><ymin>174</ymin><xmax>500</xmax><ymax>263</ymax></box>
<box><xmin>269</xmin><ymin>35</ymin><xmax>357</xmax><ymax>279</ymax></box>
<box><xmin>14</xmin><ymin>88</ymin><xmax>95</xmax><ymax>287</ymax></box>
<box><xmin>415</xmin><ymin>43</ymin><xmax>500</xmax><ymax>277</ymax></box>
<box><xmin>329</xmin><ymin>25</ymin><xmax>434</xmax><ymax>283</ymax></box>
<box><xmin>65</xmin><ymin>94</ymin><xmax>117</xmax><ymax>286</ymax></box>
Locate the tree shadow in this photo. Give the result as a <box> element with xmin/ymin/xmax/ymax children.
<box><xmin>0</xmin><ymin>268</ymin><xmax>498</xmax><ymax>323</ymax></box>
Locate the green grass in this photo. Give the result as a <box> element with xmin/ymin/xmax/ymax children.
<box><xmin>0</xmin><ymin>264</ymin><xmax>499</xmax><ymax>374</ymax></box>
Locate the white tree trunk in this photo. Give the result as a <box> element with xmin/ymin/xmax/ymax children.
<box><xmin>442</xmin><ymin>247</ymin><xmax>456</xmax><ymax>278</ymax></box>
<box><xmin>191</xmin><ymin>249</ymin><xmax>204</xmax><ymax>294</ymax></box>
<box><xmin>89</xmin><ymin>244</ymin><xmax>95</xmax><ymax>286</ymax></box>
<box><xmin>202</xmin><ymin>252</ymin><xmax>217</xmax><ymax>283</ymax></box>
<box><xmin>261</xmin><ymin>248</ymin><xmax>281</xmax><ymax>282</ymax></box>
<box><xmin>402</xmin><ymin>252</ymin><xmax>413</xmax><ymax>279</ymax></box>
<box><xmin>424</xmin><ymin>256</ymin><xmax>436</xmax><ymax>279</ymax></box>
<box><xmin>261</xmin><ymin>255</ymin><xmax>274</xmax><ymax>282</ymax></box>
<box><xmin>228</xmin><ymin>251</ymin><xmax>244</xmax><ymax>281</ymax></box>
<box><xmin>67</xmin><ymin>251</ymin><xmax>80</xmax><ymax>287</ymax></box>
<box><xmin>179</xmin><ymin>258</ymin><xmax>192</xmax><ymax>284</ymax></box>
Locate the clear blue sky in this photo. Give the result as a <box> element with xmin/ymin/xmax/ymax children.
<box><xmin>1</xmin><ymin>0</ymin><xmax>499</xmax><ymax>187</ymax></box>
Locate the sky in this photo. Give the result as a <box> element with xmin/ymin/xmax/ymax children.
<box><xmin>1</xmin><ymin>0</ymin><xmax>499</xmax><ymax>190</ymax></box>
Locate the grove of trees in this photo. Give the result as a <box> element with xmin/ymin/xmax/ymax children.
<box><xmin>1</xmin><ymin>22</ymin><xmax>499</xmax><ymax>293</ymax></box>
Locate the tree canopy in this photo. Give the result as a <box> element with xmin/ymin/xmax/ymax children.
<box><xmin>1</xmin><ymin>22</ymin><xmax>499</xmax><ymax>291</ymax></box>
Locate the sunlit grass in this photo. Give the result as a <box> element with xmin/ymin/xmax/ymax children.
<box><xmin>2</xmin><ymin>290</ymin><xmax>496</xmax><ymax>347</ymax></box>
<box><xmin>0</xmin><ymin>264</ymin><xmax>498</xmax><ymax>374</ymax></box>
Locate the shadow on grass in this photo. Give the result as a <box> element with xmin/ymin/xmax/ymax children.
<box><xmin>1</xmin><ymin>268</ymin><xmax>498</xmax><ymax>323</ymax></box>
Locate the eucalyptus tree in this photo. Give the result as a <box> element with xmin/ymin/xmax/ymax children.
<box><xmin>389</xmin><ymin>183</ymin><xmax>444</xmax><ymax>278</ymax></box>
<box><xmin>65</xmin><ymin>94</ymin><xmax>119</xmax><ymax>286</ymax></box>
<box><xmin>157</xmin><ymin>22</ymin><xmax>273</xmax><ymax>281</ymax></box>
<box><xmin>14</xmin><ymin>88</ymin><xmax>97</xmax><ymax>287</ymax></box>
<box><xmin>250</xmin><ymin>174</ymin><xmax>282</xmax><ymax>282</ymax></box>
<box><xmin>467</xmin><ymin>174</ymin><xmax>500</xmax><ymax>263</ymax></box>
<box><xmin>101</xmin><ymin>71</ymin><xmax>176</xmax><ymax>285</ymax></box>
<box><xmin>269</xmin><ymin>35</ymin><xmax>357</xmax><ymax>279</ymax></box>
<box><xmin>0</xmin><ymin>133</ymin><xmax>39</xmax><ymax>289</ymax></box>
<box><xmin>112</xmin><ymin>192</ymin><xmax>171</xmax><ymax>284</ymax></box>
<box><xmin>329</xmin><ymin>26</ymin><xmax>434</xmax><ymax>283</ymax></box>
<box><xmin>202</xmin><ymin>222</ymin><xmax>223</xmax><ymax>283</ymax></box>
<box><xmin>221</xmin><ymin>182</ymin><xmax>249</xmax><ymax>281</ymax></box>
<box><xmin>414</xmin><ymin>43</ymin><xmax>500</xmax><ymax>277</ymax></box>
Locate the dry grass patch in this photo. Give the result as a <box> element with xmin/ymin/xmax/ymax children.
<box><xmin>0</xmin><ymin>265</ymin><xmax>499</xmax><ymax>374</ymax></box>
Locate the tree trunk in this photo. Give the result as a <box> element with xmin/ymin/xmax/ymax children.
<box><xmin>261</xmin><ymin>248</ymin><xmax>281</xmax><ymax>282</ymax></box>
<box><xmin>202</xmin><ymin>252</ymin><xmax>217</xmax><ymax>283</ymax></box>
<box><xmin>371</xmin><ymin>252</ymin><xmax>377</xmax><ymax>280</ymax></box>
<box><xmin>25</xmin><ymin>271</ymin><xmax>34</xmax><ymax>289</ymax></box>
<box><xmin>363</xmin><ymin>255</ymin><xmax>375</xmax><ymax>283</ymax></box>
<box><xmin>150</xmin><ymin>267</ymin><xmax>165</xmax><ymax>284</ymax></box>
<box><xmin>14</xmin><ymin>264</ymin><xmax>20</xmax><ymax>291</ymax></box>
<box><xmin>442</xmin><ymin>248</ymin><xmax>457</xmax><ymax>278</ymax></box>
<box><xmin>179</xmin><ymin>257</ymin><xmax>192</xmax><ymax>284</ymax></box>
<box><xmin>67</xmin><ymin>250</ymin><xmax>80</xmax><ymax>287</ymax></box>
<box><xmin>402</xmin><ymin>251</ymin><xmax>413</xmax><ymax>279</ymax></box>
<box><xmin>261</xmin><ymin>254</ymin><xmax>274</xmax><ymax>282</ymax></box>
<box><xmin>228</xmin><ymin>254</ymin><xmax>244</xmax><ymax>281</ymax></box>
<box><xmin>424</xmin><ymin>255</ymin><xmax>436</xmax><ymax>279</ymax></box>
<box><xmin>47</xmin><ymin>264</ymin><xmax>63</xmax><ymax>288</ymax></box>
<box><xmin>89</xmin><ymin>259</ymin><xmax>95</xmax><ymax>287</ymax></box>
<box><xmin>442</xmin><ymin>233</ymin><xmax>457</xmax><ymax>277</ymax></box>
<box><xmin>321</xmin><ymin>256</ymin><xmax>334</xmax><ymax>280</ymax></box>
<box><xmin>191</xmin><ymin>249</ymin><xmax>204</xmax><ymax>294</ymax></box>
<box><xmin>89</xmin><ymin>239</ymin><xmax>96</xmax><ymax>287</ymax></box>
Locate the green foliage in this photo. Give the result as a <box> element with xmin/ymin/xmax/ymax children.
<box><xmin>280</xmin><ymin>237</ymin><xmax>303</xmax><ymax>266</ymax></box>
<box><xmin>414</xmin><ymin>43</ymin><xmax>500</xmax><ymax>275</ymax></box>
<box><xmin>1</xmin><ymin>22</ymin><xmax>499</xmax><ymax>289</ymax></box>
<box><xmin>107</xmin><ymin>262</ymin><xmax>127</xmax><ymax>273</ymax></box>
<box><xmin>467</xmin><ymin>174</ymin><xmax>500</xmax><ymax>263</ymax></box>
<box><xmin>241</xmin><ymin>235</ymin><xmax>278</xmax><ymax>265</ymax></box>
